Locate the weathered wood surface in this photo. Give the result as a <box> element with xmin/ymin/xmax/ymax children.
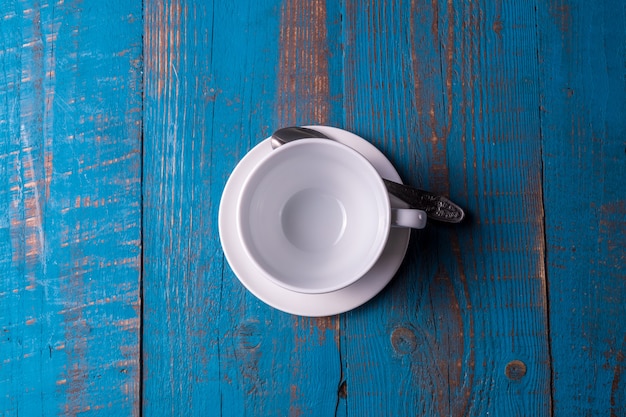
<box><xmin>342</xmin><ymin>0</ymin><xmax>551</xmax><ymax>414</ymax></box>
<box><xmin>539</xmin><ymin>2</ymin><xmax>626</xmax><ymax>416</ymax></box>
<box><xmin>0</xmin><ymin>1</ymin><xmax>143</xmax><ymax>415</ymax></box>
<box><xmin>2</xmin><ymin>0</ymin><xmax>625</xmax><ymax>416</ymax></box>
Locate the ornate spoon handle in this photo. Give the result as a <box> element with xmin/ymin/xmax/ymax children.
<box><xmin>382</xmin><ymin>179</ymin><xmax>465</xmax><ymax>223</ymax></box>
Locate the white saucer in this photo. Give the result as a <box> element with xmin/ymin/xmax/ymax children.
<box><xmin>218</xmin><ymin>126</ymin><xmax>411</xmax><ymax>316</ymax></box>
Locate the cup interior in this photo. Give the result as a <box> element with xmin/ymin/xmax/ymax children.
<box><xmin>237</xmin><ymin>139</ymin><xmax>391</xmax><ymax>294</ymax></box>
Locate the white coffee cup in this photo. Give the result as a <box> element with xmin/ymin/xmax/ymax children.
<box><xmin>236</xmin><ymin>139</ymin><xmax>426</xmax><ymax>294</ymax></box>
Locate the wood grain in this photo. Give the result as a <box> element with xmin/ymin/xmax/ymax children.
<box><xmin>342</xmin><ymin>0</ymin><xmax>551</xmax><ymax>415</ymax></box>
<box><xmin>142</xmin><ymin>1</ymin><xmax>343</xmax><ymax>415</ymax></box>
<box><xmin>3</xmin><ymin>0</ymin><xmax>625</xmax><ymax>415</ymax></box>
<box><xmin>142</xmin><ymin>2</ymin><xmax>223</xmax><ymax>413</ymax></box>
<box><xmin>538</xmin><ymin>1</ymin><xmax>626</xmax><ymax>415</ymax></box>
<box><xmin>0</xmin><ymin>1</ymin><xmax>142</xmax><ymax>415</ymax></box>
<box><xmin>144</xmin><ymin>1</ymin><xmax>352</xmax><ymax>416</ymax></box>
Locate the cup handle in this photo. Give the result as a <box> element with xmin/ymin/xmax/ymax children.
<box><xmin>391</xmin><ymin>208</ymin><xmax>427</xmax><ymax>229</ymax></box>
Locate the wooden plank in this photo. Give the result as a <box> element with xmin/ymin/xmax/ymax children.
<box><xmin>342</xmin><ymin>0</ymin><xmax>551</xmax><ymax>415</ymax></box>
<box><xmin>537</xmin><ymin>1</ymin><xmax>626</xmax><ymax>415</ymax></box>
<box><xmin>142</xmin><ymin>1</ymin><xmax>344</xmax><ymax>415</ymax></box>
<box><xmin>274</xmin><ymin>1</ymin><xmax>347</xmax><ymax>416</ymax></box>
<box><xmin>0</xmin><ymin>1</ymin><xmax>142</xmax><ymax>415</ymax></box>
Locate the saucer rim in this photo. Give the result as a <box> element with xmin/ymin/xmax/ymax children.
<box><xmin>218</xmin><ymin>125</ymin><xmax>411</xmax><ymax>317</ymax></box>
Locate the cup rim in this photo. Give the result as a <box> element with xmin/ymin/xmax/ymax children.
<box><xmin>236</xmin><ymin>138</ymin><xmax>391</xmax><ymax>294</ymax></box>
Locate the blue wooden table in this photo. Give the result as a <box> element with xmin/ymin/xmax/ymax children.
<box><xmin>1</xmin><ymin>0</ymin><xmax>625</xmax><ymax>415</ymax></box>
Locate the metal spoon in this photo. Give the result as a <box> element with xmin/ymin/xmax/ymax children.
<box><xmin>271</xmin><ymin>126</ymin><xmax>465</xmax><ymax>223</ymax></box>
